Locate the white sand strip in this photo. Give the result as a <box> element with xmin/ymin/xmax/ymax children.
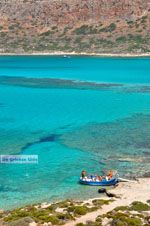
<box><xmin>0</xmin><ymin>52</ymin><xmax>150</xmax><ymax>57</ymax></box>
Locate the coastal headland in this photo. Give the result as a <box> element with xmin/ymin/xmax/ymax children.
<box><xmin>0</xmin><ymin>0</ymin><xmax>150</xmax><ymax>54</ymax></box>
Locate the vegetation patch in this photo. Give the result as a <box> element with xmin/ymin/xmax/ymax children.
<box><xmin>141</xmin><ymin>16</ymin><xmax>148</xmax><ymax>23</ymax></box>
<box><xmin>114</xmin><ymin>206</ymin><xmax>129</xmax><ymax>211</ymax></box>
<box><xmin>99</xmin><ymin>23</ymin><xmax>116</xmax><ymax>33</ymax></box>
<box><xmin>76</xmin><ymin>221</ymin><xmax>102</xmax><ymax>226</ymax></box>
<box><xmin>127</xmin><ymin>20</ymin><xmax>134</xmax><ymax>25</ymax></box>
<box><xmin>116</xmin><ymin>36</ymin><xmax>127</xmax><ymax>43</ymax></box>
<box><xmin>40</xmin><ymin>30</ymin><xmax>54</xmax><ymax>36</ymax></box>
<box><xmin>129</xmin><ymin>201</ymin><xmax>150</xmax><ymax>212</ymax></box>
<box><xmin>67</xmin><ymin>205</ymin><xmax>89</xmax><ymax>216</ymax></box>
<box><xmin>110</xmin><ymin>217</ymin><xmax>142</xmax><ymax>226</ymax></box>
<box><xmin>92</xmin><ymin>199</ymin><xmax>111</xmax><ymax>207</ymax></box>
<box><xmin>2</xmin><ymin>200</ymin><xmax>150</xmax><ymax>225</ymax></box>
<box><xmin>74</xmin><ymin>25</ymin><xmax>97</xmax><ymax>35</ymax></box>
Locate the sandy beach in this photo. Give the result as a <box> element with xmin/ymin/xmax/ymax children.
<box><xmin>0</xmin><ymin>51</ymin><xmax>150</xmax><ymax>57</ymax></box>
<box><xmin>64</xmin><ymin>178</ymin><xmax>150</xmax><ymax>226</ymax></box>
<box><xmin>1</xmin><ymin>178</ymin><xmax>149</xmax><ymax>226</ymax></box>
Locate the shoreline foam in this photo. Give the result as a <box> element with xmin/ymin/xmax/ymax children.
<box><xmin>0</xmin><ymin>51</ymin><xmax>150</xmax><ymax>57</ymax></box>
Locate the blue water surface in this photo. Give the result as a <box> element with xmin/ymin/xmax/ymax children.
<box><xmin>0</xmin><ymin>56</ymin><xmax>150</xmax><ymax>209</ymax></box>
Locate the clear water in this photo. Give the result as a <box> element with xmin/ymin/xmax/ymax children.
<box><xmin>0</xmin><ymin>56</ymin><xmax>150</xmax><ymax>210</ymax></box>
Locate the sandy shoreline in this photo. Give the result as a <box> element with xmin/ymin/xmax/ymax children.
<box><xmin>65</xmin><ymin>178</ymin><xmax>150</xmax><ymax>225</ymax></box>
<box><xmin>0</xmin><ymin>178</ymin><xmax>149</xmax><ymax>226</ymax></box>
<box><xmin>0</xmin><ymin>51</ymin><xmax>150</xmax><ymax>57</ymax></box>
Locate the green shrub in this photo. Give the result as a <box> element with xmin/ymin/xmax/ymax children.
<box><xmin>68</xmin><ymin>205</ymin><xmax>88</xmax><ymax>215</ymax></box>
<box><xmin>56</xmin><ymin>212</ymin><xmax>74</xmax><ymax>221</ymax></box>
<box><xmin>46</xmin><ymin>205</ymin><xmax>56</xmax><ymax>212</ymax></box>
<box><xmin>30</xmin><ymin>210</ymin><xmax>48</xmax><ymax>218</ymax></box>
<box><xmin>141</xmin><ymin>16</ymin><xmax>148</xmax><ymax>20</ymax></box>
<box><xmin>127</xmin><ymin>20</ymin><xmax>134</xmax><ymax>25</ymax></box>
<box><xmin>105</xmin><ymin>211</ymin><xmax>128</xmax><ymax>219</ymax></box>
<box><xmin>36</xmin><ymin>214</ymin><xmax>53</xmax><ymax>223</ymax></box>
<box><xmin>74</xmin><ymin>25</ymin><xmax>89</xmax><ymax>35</ymax></box>
<box><xmin>116</xmin><ymin>36</ymin><xmax>127</xmax><ymax>42</ymax></box>
<box><xmin>130</xmin><ymin>201</ymin><xmax>150</xmax><ymax>211</ymax></box>
<box><xmin>92</xmin><ymin>199</ymin><xmax>110</xmax><ymax>206</ymax></box>
<box><xmin>141</xmin><ymin>16</ymin><xmax>147</xmax><ymax>23</ymax></box>
<box><xmin>56</xmin><ymin>200</ymin><xmax>73</xmax><ymax>208</ymax></box>
<box><xmin>114</xmin><ymin>206</ymin><xmax>129</xmax><ymax>211</ymax></box>
<box><xmin>9</xmin><ymin>25</ymin><xmax>16</xmax><ymax>30</ymax></box>
<box><xmin>132</xmin><ymin>35</ymin><xmax>143</xmax><ymax>44</ymax></box>
<box><xmin>0</xmin><ymin>32</ymin><xmax>6</xmax><ymax>37</ymax></box>
<box><xmin>112</xmin><ymin>212</ymin><xmax>129</xmax><ymax>220</ymax></box>
<box><xmin>4</xmin><ymin>215</ymin><xmax>19</xmax><ymax>222</ymax></box>
<box><xmin>125</xmin><ymin>217</ymin><xmax>142</xmax><ymax>226</ymax></box>
<box><xmin>73</xmin><ymin>206</ymin><xmax>88</xmax><ymax>215</ymax></box>
<box><xmin>74</xmin><ymin>25</ymin><xmax>97</xmax><ymax>35</ymax></box>
<box><xmin>74</xmin><ymin>37</ymin><xmax>82</xmax><ymax>43</ymax></box>
<box><xmin>52</xmin><ymin>26</ymin><xmax>57</xmax><ymax>30</ymax></box>
<box><xmin>95</xmin><ymin>215</ymin><xmax>102</xmax><ymax>223</ymax></box>
<box><xmin>100</xmin><ymin>23</ymin><xmax>116</xmax><ymax>32</ymax></box>
<box><xmin>4</xmin><ymin>210</ymin><xmax>29</xmax><ymax>222</ymax></box>
<box><xmin>109</xmin><ymin>212</ymin><xmax>142</xmax><ymax>226</ymax></box>
<box><xmin>76</xmin><ymin>223</ymin><xmax>86</xmax><ymax>226</ymax></box>
<box><xmin>109</xmin><ymin>219</ymin><xmax>125</xmax><ymax>226</ymax></box>
<box><xmin>45</xmin><ymin>215</ymin><xmax>59</xmax><ymax>224</ymax></box>
<box><xmin>87</xmin><ymin>221</ymin><xmax>102</xmax><ymax>226</ymax></box>
<box><xmin>40</xmin><ymin>30</ymin><xmax>53</xmax><ymax>36</ymax></box>
<box><xmin>32</xmin><ymin>211</ymin><xmax>60</xmax><ymax>224</ymax></box>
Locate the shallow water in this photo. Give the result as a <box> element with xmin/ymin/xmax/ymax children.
<box><xmin>0</xmin><ymin>56</ymin><xmax>150</xmax><ymax>210</ymax></box>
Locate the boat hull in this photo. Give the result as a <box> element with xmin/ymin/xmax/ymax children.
<box><xmin>79</xmin><ymin>178</ymin><xmax>118</xmax><ymax>186</ymax></box>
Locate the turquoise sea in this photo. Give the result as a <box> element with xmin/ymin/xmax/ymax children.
<box><xmin>0</xmin><ymin>56</ymin><xmax>150</xmax><ymax>210</ymax></box>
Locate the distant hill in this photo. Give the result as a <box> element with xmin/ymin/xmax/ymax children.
<box><xmin>0</xmin><ymin>0</ymin><xmax>150</xmax><ymax>54</ymax></box>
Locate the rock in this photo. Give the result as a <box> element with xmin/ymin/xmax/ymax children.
<box><xmin>6</xmin><ymin>217</ymin><xmax>35</xmax><ymax>226</ymax></box>
<box><xmin>41</xmin><ymin>202</ymin><xmax>51</xmax><ymax>209</ymax></box>
<box><xmin>29</xmin><ymin>222</ymin><xmax>37</xmax><ymax>226</ymax></box>
<box><xmin>43</xmin><ymin>223</ymin><xmax>52</xmax><ymax>226</ymax></box>
<box><xmin>103</xmin><ymin>217</ymin><xmax>112</xmax><ymax>226</ymax></box>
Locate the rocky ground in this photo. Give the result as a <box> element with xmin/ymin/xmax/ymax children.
<box><xmin>0</xmin><ymin>0</ymin><xmax>150</xmax><ymax>54</ymax></box>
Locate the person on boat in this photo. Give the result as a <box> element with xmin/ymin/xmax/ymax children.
<box><xmin>107</xmin><ymin>171</ymin><xmax>113</xmax><ymax>180</ymax></box>
<box><xmin>97</xmin><ymin>176</ymin><xmax>102</xmax><ymax>181</ymax></box>
<box><xmin>81</xmin><ymin>170</ymin><xmax>86</xmax><ymax>179</ymax></box>
<box><xmin>90</xmin><ymin>174</ymin><xmax>94</xmax><ymax>180</ymax></box>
